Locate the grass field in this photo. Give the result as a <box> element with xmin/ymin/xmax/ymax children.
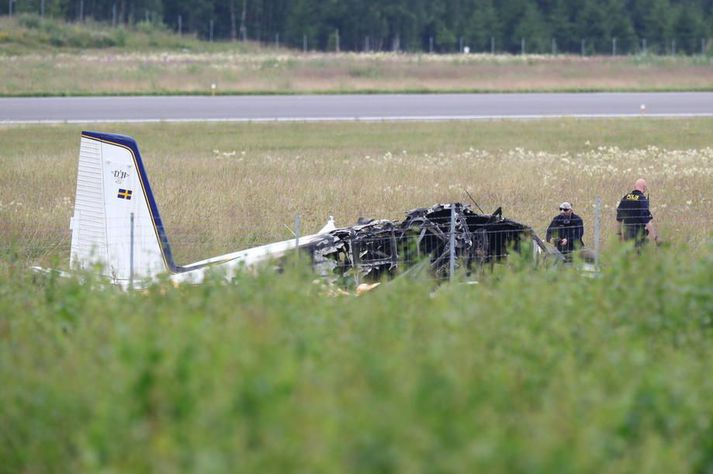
<box><xmin>2</xmin><ymin>119</ymin><xmax>713</xmax><ymax>472</ymax></box>
<box><xmin>2</xmin><ymin>118</ymin><xmax>712</xmax><ymax>266</ymax></box>
<box><xmin>1</xmin><ymin>16</ymin><xmax>713</xmax><ymax>96</ymax></box>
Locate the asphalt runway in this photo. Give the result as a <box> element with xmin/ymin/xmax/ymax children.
<box><xmin>1</xmin><ymin>92</ymin><xmax>712</xmax><ymax>123</ymax></box>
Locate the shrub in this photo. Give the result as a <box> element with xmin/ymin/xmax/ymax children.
<box><xmin>17</xmin><ymin>13</ymin><xmax>42</xmax><ymax>30</ymax></box>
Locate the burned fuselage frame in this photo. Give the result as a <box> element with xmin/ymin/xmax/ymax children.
<box><xmin>309</xmin><ymin>203</ymin><xmax>543</xmax><ymax>282</ymax></box>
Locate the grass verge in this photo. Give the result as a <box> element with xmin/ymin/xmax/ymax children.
<box><xmin>2</xmin><ymin>118</ymin><xmax>713</xmax><ymax>267</ymax></box>
<box><xmin>1</xmin><ymin>16</ymin><xmax>712</xmax><ymax>96</ymax></box>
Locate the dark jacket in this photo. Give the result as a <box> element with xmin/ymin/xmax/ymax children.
<box><xmin>546</xmin><ymin>213</ymin><xmax>584</xmax><ymax>253</ymax></box>
<box><xmin>616</xmin><ymin>190</ymin><xmax>653</xmax><ymax>241</ymax></box>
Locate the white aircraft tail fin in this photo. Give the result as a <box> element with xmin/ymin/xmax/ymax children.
<box><xmin>70</xmin><ymin>132</ymin><xmax>179</xmax><ymax>282</ymax></box>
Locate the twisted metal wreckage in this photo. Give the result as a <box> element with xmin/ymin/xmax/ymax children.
<box><xmin>41</xmin><ymin>132</ymin><xmax>563</xmax><ymax>288</ymax></box>
<box><xmin>308</xmin><ymin>202</ymin><xmax>561</xmax><ymax>283</ymax></box>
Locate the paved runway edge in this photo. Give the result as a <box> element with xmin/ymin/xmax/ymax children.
<box><xmin>3</xmin><ymin>112</ymin><xmax>713</xmax><ymax>125</ymax></box>
<box><xmin>2</xmin><ymin>92</ymin><xmax>712</xmax><ymax>123</ymax></box>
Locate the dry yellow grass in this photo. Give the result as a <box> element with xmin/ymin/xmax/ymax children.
<box><xmin>1</xmin><ymin>119</ymin><xmax>712</xmax><ymax>266</ymax></box>
<box><xmin>1</xmin><ymin>53</ymin><xmax>712</xmax><ymax>95</ymax></box>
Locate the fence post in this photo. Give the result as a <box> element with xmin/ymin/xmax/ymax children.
<box><xmin>8</xmin><ymin>0</ymin><xmax>12</xmax><ymax>17</ymax></box>
<box><xmin>521</xmin><ymin>37</ymin><xmax>525</xmax><ymax>55</ymax></box>
<box><xmin>672</xmin><ymin>39</ymin><xmax>676</xmax><ymax>55</ymax></box>
<box><xmin>429</xmin><ymin>36</ymin><xmax>433</xmax><ymax>53</ymax></box>
<box><xmin>551</xmin><ymin>38</ymin><xmax>556</xmax><ymax>55</ymax></box>
<box><xmin>335</xmin><ymin>29</ymin><xmax>340</xmax><ymax>53</ymax></box>
<box><xmin>112</xmin><ymin>3</ymin><xmax>117</xmax><ymax>27</ymax></box>
<box><xmin>79</xmin><ymin>0</ymin><xmax>84</xmax><ymax>22</ymax></box>
<box><xmin>41</xmin><ymin>0</ymin><xmax>45</xmax><ymax>17</ymax></box>
<box><xmin>294</xmin><ymin>214</ymin><xmax>301</xmax><ymax>261</ymax></box>
<box><xmin>178</xmin><ymin>14</ymin><xmax>182</xmax><ymax>35</ymax></box>
<box><xmin>350</xmin><ymin>235</ymin><xmax>360</xmax><ymax>286</ymax></box>
<box><xmin>491</xmin><ymin>36</ymin><xmax>495</xmax><ymax>55</ymax></box>
<box><xmin>449</xmin><ymin>205</ymin><xmax>456</xmax><ymax>281</ymax></box>
<box><xmin>594</xmin><ymin>197</ymin><xmax>601</xmax><ymax>268</ymax></box>
<box><xmin>612</xmin><ymin>37</ymin><xmax>617</xmax><ymax>56</ymax></box>
<box><xmin>642</xmin><ymin>38</ymin><xmax>647</xmax><ymax>54</ymax></box>
<box><xmin>581</xmin><ymin>38</ymin><xmax>585</xmax><ymax>55</ymax></box>
<box><xmin>129</xmin><ymin>212</ymin><xmax>135</xmax><ymax>290</ymax></box>
<box><xmin>209</xmin><ymin>20</ymin><xmax>214</xmax><ymax>42</ymax></box>
<box><xmin>303</xmin><ymin>34</ymin><xmax>307</xmax><ymax>52</ymax></box>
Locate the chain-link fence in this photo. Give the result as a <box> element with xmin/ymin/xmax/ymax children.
<box><xmin>3</xmin><ymin>6</ymin><xmax>712</xmax><ymax>56</ymax></box>
<box><xmin>14</xmin><ymin>196</ymin><xmax>686</xmax><ymax>286</ymax></box>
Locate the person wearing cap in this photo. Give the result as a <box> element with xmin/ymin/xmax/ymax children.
<box><xmin>546</xmin><ymin>202</ymin><xmax>584</xmax><ymax>257</ymax></box>
<box><xmin>616</xmin><ymin>178</ymin><xmax>657</xmax><ymax>247</ymax></box>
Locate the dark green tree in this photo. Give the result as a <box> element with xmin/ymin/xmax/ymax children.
<box><xmin>548</xmin><ymin>0</ymin><xmax>574</xmax><ymax>53</ymax></box>
<box><xmin>510</xmin><ymin>0</ymin><xmax>549</xmax><ymax>53</ymax></box>
<box><xmin>606</xmin><ymin>0</ymin><xmax>637</xmax><ymax>54</ymax></box>
<box><xmin>674</xmin><ymin>2</ymin><xmax>706</xmax><ymax>54</ymax></box>
<box><xmin>575</xmin><ymin>0</ymin><xmax>607</xmax><ymax>54</ymax></box>
<box><xmin>466</xmin><ymin>0</ymin><xmax>501</xmax><ymax>52</ymax></box>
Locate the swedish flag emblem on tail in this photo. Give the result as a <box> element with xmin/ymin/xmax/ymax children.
<box><xmin>117</xmin><ymin>189</ymin><xmax>132</xmax><ymax>200</ymax></box>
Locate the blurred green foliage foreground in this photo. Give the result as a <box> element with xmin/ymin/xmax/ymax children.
<box><xmin>2</xmin><ymin>245</ymin><xmax>713</xmax><ymax>473</ymax></box>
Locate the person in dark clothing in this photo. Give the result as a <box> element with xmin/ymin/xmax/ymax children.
<box><xmin>616</xmin><ymin>178</ymin><xmax>658</xmax><ymax>247</ymax></box>
<box><xmin>546</xmin><ymin>201</ymin><xmax>584</xmax><ymax>256</ymax></box>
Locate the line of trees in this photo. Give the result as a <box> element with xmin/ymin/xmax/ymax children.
<box><xmin>4</xmin><ymin>0</ymin><xmax>713</xmax><ymax>54</ymax></box>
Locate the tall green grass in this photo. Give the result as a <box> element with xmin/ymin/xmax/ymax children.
<box><xmin>2</xmin><ymin>244</ymin><xmax>713</xmax><ymax>473</ymax></box>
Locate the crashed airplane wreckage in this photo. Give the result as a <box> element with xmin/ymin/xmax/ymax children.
<box><xmin>41</xmin><ymin>131</ymin><xmax>559</xmax><ymax>288</ymax></box>
<box><xmin>309</xmin><ymin>203</ymin><xmax>554</xmax><ymax>282</ymax></box>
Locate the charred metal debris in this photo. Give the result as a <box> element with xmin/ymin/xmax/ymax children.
<box><xmin>308</xmin><ymin>202</ymin><xmax>557</xmax><ymax>282</ymax></box>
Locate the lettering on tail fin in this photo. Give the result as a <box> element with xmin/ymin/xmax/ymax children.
<box><xmin>112</xmin><ymin>169</ymin><xmax>130</xmax><ymax>184</ymax></box>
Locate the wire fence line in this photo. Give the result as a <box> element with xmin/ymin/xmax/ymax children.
<box><xmin>243</xmin><ymin>32</ymin><xmax>712</xmax><ymax>56</ymax></box>
<box><xmin>3</xmin><ymin>7</ymin><xmax>712</xmax><ymax>56</ymax></box>
<box><xmin>4</xmin><ymin>202</ymin><xmax>689</xmax><ymax>241</ymax></box>
<box><xmin>6</xmin><ymin>196</ymin><xmax>684</xmax><ymax>280</ymax></box>
<box><xmin>10</xmin><ymin>202</ymin><xmax>587</xmax><ymax>281</ymax></box>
